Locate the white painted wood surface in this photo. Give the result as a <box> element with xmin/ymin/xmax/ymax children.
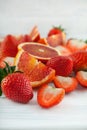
<box><xmin>0</xmin><ymin>0</ymin><xmax>87</xmax><ymax>130</ymax></box>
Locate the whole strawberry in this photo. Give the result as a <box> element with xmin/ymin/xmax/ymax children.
<box><xmin>0</xmin><ymin>62</ymin><xmax>33</xmax><ymax>103</ymax></box>
<box><xmin>46</xmin><ymin>56</ymin><xmax>73</xmax><ymax>76</ymax></box>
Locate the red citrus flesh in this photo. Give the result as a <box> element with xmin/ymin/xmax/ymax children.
<box><xmin>18</xmin><ymin>42</ymin><xmax>59</xmax><ymax>61</ymax></box>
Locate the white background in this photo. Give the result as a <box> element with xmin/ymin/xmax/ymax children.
<box><xmin>0</xmin><ymin>0</ymin><xmax>87</xmax><ymax>130</ymax></box>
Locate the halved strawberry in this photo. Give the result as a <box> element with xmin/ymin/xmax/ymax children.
<box><xmin>47</xmin><ymin>26</ymin><xmax>66</xmax><ymax>47</ymax></box>
<box><xmin>55</xmin><ymin>45</ymin><xmax>72</xmax><ymax>56</ymax></box>
<box><xmin>70</xmin><ymin>51</ymin><xmax>87</xmax><ymax>72</ymax></box>
<box><xmin>37</xmin><ymin>84</ymin><xmax>65</xmax><ymax>108</ymax></box>
<box><xmin>76</xmin><ymin>71</ymin><xmax>87</xmax><ymax>88</ymax></box>
<box><xmin>46</xmin><ymin>56</ymin><xmax>73</xmax><ymax>76</ymax></box>
<box><xmin>66</xmin><ymin>39</ymin><xmax>87</xmax><ymax>53</ymax></box>
<box><xmin>54</xmin><ymin>76</ymin><xmax>78</xmax><ymax>93</ymax></box>
<box><xmin>0</xmin><ymin>35</ymin><xmax>19</xmax><ymax>58</ymax></box>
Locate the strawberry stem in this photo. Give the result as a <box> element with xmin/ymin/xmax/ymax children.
<box><xmin>53</xmin><ymin>25</ymin><xmax>65</xmax><ymax>32</ymax></box>
<box><xmin>0</xmin><ymin>62</ymin><xmax>16</xmax><ymax>96</ymax></box>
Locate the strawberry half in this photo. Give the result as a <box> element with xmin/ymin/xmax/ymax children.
<box><xmin>76</xmin><ymin>71</ymin><xmax>87</xmax><ymax>88</ymax></box>
<box><xmin>37</xmin><ymin>84</ymin><xmax>65</xmax><ymax>108</ymax></box>
<box><xmin>54</xmin><ymin>76</ymin><xmax>78</xmax><ymax>93</ymax></box>
<box><xmin>0</xmin><ymin>62</ymin><xmax>33</xmax><ymax>103</ymax></box>
<box><xmin>0</xmin><ymin>35</ymin><xmax>19</xmax><ymax>58</ymax></box>
<box><xmin>47</xmin><ymin>26</ymin><xmax>66</xmax><ymax>47</ymax></box>
<box><xmin>46</xmin><ymin>56</ymin><xmax>73</xmax><ymax>76</ymax></box>
<box><xmin>66</xmin><ymin>39</ymin><xmax>87</xmax><ymax>53</ymax></box>
<box><xmin>70</xmin><ymin>51</ymin><xmax>87</xmax><ymax>72</ymax></box>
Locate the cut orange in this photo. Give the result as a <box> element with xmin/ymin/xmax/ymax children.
<box><xmin>14</xmin><ymin>50</ymin><xmax>38</xmax><ymax>76</ymax></box>
<box><xmin>28</xmin><ymin>62</ymin><xmax>55</xmax><ymax>87</ymax></box>
<box><xmin>18</xmin><ymin>42</ymin><xmax>59</xmax><ymax>62</ymax></box>
<box><xmin>14</xmin><ymin>50</ymin><xmax>55</xmax><ymax>88</ymax></box>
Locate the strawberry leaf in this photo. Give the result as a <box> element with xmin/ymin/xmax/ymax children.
<box><xmin>53</xmin><ymin>25</ymin><xmax>65</xmax><ymax>32</ymax></box>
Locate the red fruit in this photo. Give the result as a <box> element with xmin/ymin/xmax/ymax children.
<box><xmin>18</xmin><ymin>34</ymin><xmax>32</xmax><ymax>43</ymax></box>
<box><xmin>70</xmin><ymin>51</ymin><xmax>87</xmax><ymax>72</ymax></box>
<box><xmin>54</xmin><ymin>76</ymin><xmax>78</xmax><ymax>93</ymax></box>
<box><xmin>76</xmin><ymin>71</ymin><xmax>87</xmax><ymax>88</ymax></box>
<box><xmin>55</xmin><ymin>45</ymin><xmax>72</xmax><ymax>56</ymax></box>
<box><xmin>29</xmin><ymin>26</ymin><xmax>40</xmax><ymax>42</ymax></box>
<box><xmin>0</xmin><ymin>35</ymin><xmax>19</xmax><ymax>58</ymax></box>
<box><xmin>47</xmin><ymin>26</ymin><xmax>64</xmax><ymax>37</ymax></box>
<box><xmin>37</xmin><ymin>84</ymin><xmax>65</xmax><ymax>108</ymax></box>
<box><xmin>47</xmin><ymin>34</ymin><xmax>63</xmax><ymax>47</ymax></box>
<box><xmin>66</xmin><ymin>39</ymin><xmax>87</xmax><ymax>53</ymax></box>
<box><xmin>46</xmin><ymin>56</ymin><xmax>73</xmax><ymax>76</ymax></box>
<box><xmin>47</xmin><ymin>26</ymin><xmax>66</xmax><ymax>47</ymax></box>
<box><xmin>1</xmin><ymin>73</ymin><xmax>33</xmax><ymax>103</ymax></box>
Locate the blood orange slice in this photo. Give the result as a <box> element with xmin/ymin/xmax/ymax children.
<box><xmin>14</xmin><ymin>50</ymin><xmax>38</xmax><ymax>76</ymax></box>
<box><xmin>18</xmin><ymin>42</ymin><xmax>59</xmax><ymax>62</ymax></box>
<box><xmin>28</xmin><ymin>62</ymin><xmax>55</xmax><ymax>87</ymax></box>
<box><xmin>14</xmin><ymin>50</ymin><xmax>55</xmax><ymax>87</ymax></box>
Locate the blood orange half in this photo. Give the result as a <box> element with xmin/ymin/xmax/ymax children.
<box><xmin>18</xmin><ymin>42</ymin><xmax>59</xmax><ymax>62</ymax></box>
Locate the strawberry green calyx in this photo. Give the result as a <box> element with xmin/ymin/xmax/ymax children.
<box><xmin>0</xmin><ymin>62</ymin><xmax>16</xmax><ymax>96</ymax></box>
<box><xmin>53</xmin><ymin>25</ymin><xmax>65</xmax><ymax>32</ymax></box>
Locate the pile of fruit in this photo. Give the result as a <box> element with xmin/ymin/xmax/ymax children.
<box><xmin>0</xmin><ymin>25</ymin><xmax>87</xmax><ymax>108</ymax></box>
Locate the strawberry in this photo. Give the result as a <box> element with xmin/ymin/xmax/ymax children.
<box><xmin>76</xmin><ymin>71</ymin><xmax>87</xmax><ymax>88</ymax></box>
<box><xmin>47</xmin><ymin>25</ymin><xmax>65</xmax><ymax>37</ymax></box>
<box><xmin>46</xmin><ymin>56</ymin><xmax>73</xmax><ymax>76</ymax></box>
<box><xmin>54</xmin><ymin>76</ymin><xmax>78</xmax><ymax>93</ymax></box>
<box><xmin>55</xmin><ymin>45</ymin><xmax>72</xmax><ymax>56</ymax></box>
<box><xmin>66</xmin><ymin>39</ymin><xmax>87</xmax><ymax>53</ymax></box>
<box><xmin>47</xmin><ymin>26</ymin><xmax>66</xmax><ymax>47</ymax></box>
<box><xmin>0</xmin><ymin>62</ymin><xmax>33</xmax><ymax>103</ymax></box>
<box><xmin>37</xmin><ymin>84</ymin><xmax>65</xmax><ymax>108</ymax></box>
<box><xmin>0</xmin><ymin>35</ymin><xmax>19</xmax><ymax>58</ymax></box>
<box><xmin>70</xmin><ymin>51</ymin><xmax>87</xmax><ymax>72</ymax></box>
<box><xmin>18</xmin><ymin>34</ymin><xmax>32</xmax><ymax>43</ymax></box>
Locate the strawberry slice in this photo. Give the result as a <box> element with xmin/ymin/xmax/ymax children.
<box><xmin>37</xmin><ymin>84</ymin><xmax>65</xmax><ymax>108</ymax></box>
<box><xmin>0</xmin><ymin>35</ymin><xmax>19</xmax><ymax>58</ymax></box>
<box><xmin>47</xmin><ymin>26</ymin><xmax>66</xmax><ymax>47</ymax></box>
<box><xmin>66</xmin><ymin>39</ymin><xmax>87</xmax><ymax>53</ymax></box>
<box><xmin>47</xmin><ymin>34</ymin><xmax>63</xmax><ymax>47</ymax></box>
<box><xmin>46</xmin><ymin>56</ymin><xmax>73</xmax><ymax>76</ymax></box>
<box><xmin>70</xmin><ymin>51</ymin><xmax>87</xmax><ymax>72</ymax></box>
<box><xmin>76</xmin><ymin>71</ymin><xmax>87</xmax><ymax>88</ymax></box>
<box><xmin>55</xmin><ymin>45</ymin><xmax>72</xmax><ymax>56</ymax></box>
<box><xmin>54</xmin><ymin>76</ymin><xmax>78</xmax><ymax>93</ymax></box>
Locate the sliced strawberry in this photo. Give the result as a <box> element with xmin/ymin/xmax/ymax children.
<box><xmin>70</xmin><ymin>51</ymin><xmax>87</xmax><ymax>72</ymax></box>
<box><xmin>47</xmin><ymin>26</ymin><xmax>66</xmax><ymax>47</ymax></box>
<box><xmin>47</xmin><ymin>34</ymin><xmax>63</xmax><ymax>47</ymax></box>
<box><xmin>66</xmin><ymin>39</ymin><xmax>87</xmax><ymax>53</ymax></box>
<box><xmin>29</xmin><ymin>26</ymin><xmax>40</xmax><ymax>42</ymax></box>
<box><xmin>19</xmin><ymin>34</ymin><xmax>32</xmax><ymax>43</ymax></box>
<box><xmin>37</xmin><ymin>84</ymin><xmax>65</xmax><ymax>108</ymax></box>
<box><xmin>54</xmin><ymin>76</ymin><xmax>78</xmax><ymax>93</ymax></box>
<box><xmin>0</xmin><ymin>35</ymin><xmax>19</xmax><ymax>58</ymax></box>
<box><xmin>46</xmin><ymin>56</ymin><xmax>73</xmax><ymax>76</ymax></box>
<box><xmin>55</xmin><ymin>45</ymin><xmax>72</xmax><ymax>56</ymax></box>
<box><xmin>76</xmin><ymin>71</ymin><xmax>87</xmax><ymax>88</ymax></box>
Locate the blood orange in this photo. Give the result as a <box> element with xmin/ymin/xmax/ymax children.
<box><xmin>14</xmin><ymin>50</ymin><xmax>38</xmax><ymax>76</ymax></box>
<box><xmin>14</xmin><ymin>50</ymin><xmax>55</xmax><ymax>87</ymax></box>
<box><xmin>18</xmin><ymin>42</ymin><xmax>59</xmax><ymax>62</ymax></box>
